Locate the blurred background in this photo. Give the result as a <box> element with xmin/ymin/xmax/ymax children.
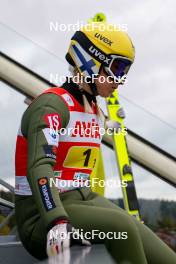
<box><xmin>0</xmin><ymin>0</ymin><xmax>176</xmax><ymax>251</ymax></box>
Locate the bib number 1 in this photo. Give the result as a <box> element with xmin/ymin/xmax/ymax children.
<box><xmin>63</xmin><ymin>146</ymin><xmax>99</xmax><ymax>169</ymax></box>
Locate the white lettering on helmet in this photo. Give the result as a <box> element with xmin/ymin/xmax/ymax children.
<box><xmin>89</xmin><ymin>46</ymin><xmax>111</xmax><ymax>65</ymax></box>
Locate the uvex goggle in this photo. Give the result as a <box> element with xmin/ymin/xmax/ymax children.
<box><xmin>103</xmin><ymin>55</ymin><xmax>133</xmax><ymax>84</ymax></box>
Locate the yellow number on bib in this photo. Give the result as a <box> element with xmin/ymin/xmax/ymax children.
<box><xmin>63</xmin><ymin>146</ymin><xmax>99</xmax><ymax>169</ymax></box>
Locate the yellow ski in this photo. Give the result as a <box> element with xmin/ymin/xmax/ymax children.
<box><xmin>106</xmin><ymin>91</ymin><xmax>141</xmax><ymax>220</ymax></box>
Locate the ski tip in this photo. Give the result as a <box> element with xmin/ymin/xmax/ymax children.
<box><xmin>88</xmin><ymin>13</ymin><xmax>107</xmax><ymax>24</ymax></box>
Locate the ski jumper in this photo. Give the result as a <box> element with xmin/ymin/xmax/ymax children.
<box><xmin>15</xmin><ymin>80</ymin><xmax>176</xmax><ymax>263</ymax></box>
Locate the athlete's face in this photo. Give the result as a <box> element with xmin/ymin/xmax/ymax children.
<box><xmin>95</xmin><ymin>68</ymin><xmax>118</xmax><ymax>97</ymax></box>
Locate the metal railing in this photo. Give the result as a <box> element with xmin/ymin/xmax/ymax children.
<box><xmin>0</xmin><ymin>179</ymin><xmax>14</xmax><ymax>232</ymax></box>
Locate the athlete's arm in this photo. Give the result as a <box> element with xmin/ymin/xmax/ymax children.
<box><xmin>21</xmin><ymin>92</ymin><xmax>70</xmax><ymax>231</ymax></box>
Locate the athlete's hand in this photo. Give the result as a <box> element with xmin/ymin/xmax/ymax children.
<box><xmin>47</xmin><ymin>220</ymin><xmax>71</xmax><ymax>257</ymax></box>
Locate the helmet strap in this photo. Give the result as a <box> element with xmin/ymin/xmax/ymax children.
<box><xmin>89</xmin><ymin>82</ymin><xmax>99</xmax><ymax>96</ymax></box>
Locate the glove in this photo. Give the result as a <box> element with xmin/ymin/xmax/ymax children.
<box><xmin>48</xmin><ymin>246</ymin><xmax>92</xmax><ymax>264</ymax></box>
<box><xmin>46</xmin><ymin>220</ymin><xmax>91</xmax><ymax>257</ymax></box>
<box><xmin>47</xmin><ymin>220</ymin><xmax>71</xmax><ymax>257</ymax></box>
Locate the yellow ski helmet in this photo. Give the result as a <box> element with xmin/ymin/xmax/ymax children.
<box><xmin>66</xmin><ymin>17</ymin><xmax>135</xmax><ymax>95</ymax></box>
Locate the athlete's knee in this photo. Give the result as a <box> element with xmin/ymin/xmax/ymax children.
<box><xmin>109</xmin><ymin>210</ymin><xmax>138</xmax><ymax>237</ymax></box>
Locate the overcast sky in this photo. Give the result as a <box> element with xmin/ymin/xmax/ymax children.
<box><xmin>0</xmin><ymin>0</ymin><xmax>175</xmax><ymax>200</ymax></box>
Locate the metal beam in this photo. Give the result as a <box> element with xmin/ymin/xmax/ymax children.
<box><xmin>103</xmin><ymin>133</ymin><xmax>176</xmax><ymax>186</ymax></box>
<box><xmin>0</xmin><ymin>198</ymin><xmax>14</xmax><ymax>209</ymax></box>
<box><xmin>0</xmin><ymin>179</ymin><xmax>14</xmax><ymax>193</ymax></box>
<box><xmin>0</xmin><ymin>52</ymin><xmax>49</xmax><ymax>98</ymax></box>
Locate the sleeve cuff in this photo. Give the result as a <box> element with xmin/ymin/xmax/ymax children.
<box><xmin>47</xmin><ymin>216</ymin><xmax>70</xmax><ymax>232</ymax></box>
